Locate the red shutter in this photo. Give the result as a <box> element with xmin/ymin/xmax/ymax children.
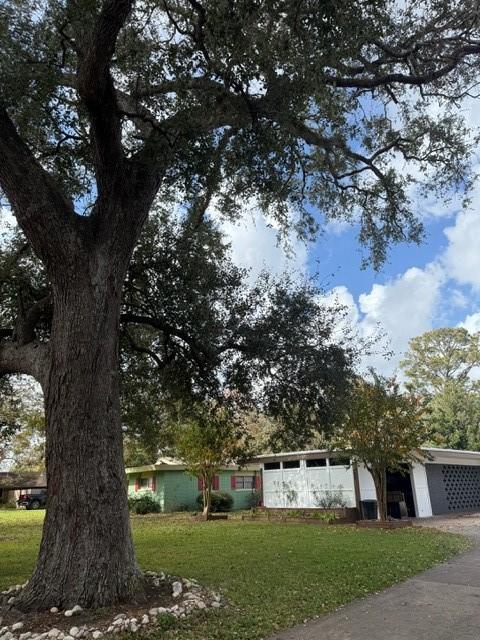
<box><xmin>134</xmin><ymin>477</ymin><xmax>140</xmax><ymax>492</ymax></box>
<box><xmin>255</xmin><ymin>474</ymin><xmax>262</xmax><ymax>490</ymax></box>
<box><xmin>198</xmin><ymin>476</ymin><xmax>204</xmax><ymax>490</ymax></box>
<box><xmin>151</xmin><ymin>475</ymin><xmax>156</xmax><ymax>492</ymax></box>
<box><xmin>231</xmin><ymin>475</ymin><xmax>237</xmax><ymax>490</ymax></box>
<box><xmin>213</xmin><ymin>475</ymin><xmax>220</xmax><ymax>490</ymax></box>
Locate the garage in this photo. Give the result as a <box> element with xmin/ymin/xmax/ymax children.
<box><xmin>426</xmin><ymin>462</ymin><xmax>480</xmax><ymax>515</ymax></box>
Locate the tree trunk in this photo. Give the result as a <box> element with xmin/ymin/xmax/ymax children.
<box><xmin>202</xmin><ymin>477</ymin><xmax>212</xmax><ymax>520</ymax></box>
<box><xmin>16</xmin><ymin>254</ymin><xmax>143</xmax><ymax>611</ymax></box>
<box><xmin>372</xmin><ymin>468</ymin><xmax>388</xmax><ymax>522</ymax></box>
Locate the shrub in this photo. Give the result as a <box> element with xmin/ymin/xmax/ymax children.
<box><xmin>310</xmin><ymin>510</ymin><xmax>339</xmax><ymax>522</ymax></box>
<box><xmin>128</xmin><ymin>491</ymin><xmax>161</xmax><ymax>515</ymax></box>
<box><xmin>248</xmin><ymin>490</ymin><xmax>262</xmax><ymax>509</ymax></box>
<box><xmin>196</xmin><ymin>491</ymin><xmax>233</xmax><ymax>512</ymax></box>
<box><xmin>287</xmin><ymin>509</ymin><xmax>303</xmax><ymax>518</ymax></box>
<box><xmin>312</xmin><ymin>486</ymin><xmax>347</xmax><ymax>509</ymax></box>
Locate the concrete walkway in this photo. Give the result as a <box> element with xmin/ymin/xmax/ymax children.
<box><xmin>270</xmin><ymin>514</ymin><xmax>480</xmax><ymax>640</ymax></box>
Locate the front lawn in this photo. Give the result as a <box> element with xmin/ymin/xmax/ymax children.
<box><xmin>0</xmin><ymin>510</ymin><xmax>470</xmax><ymax>640</ymax></box>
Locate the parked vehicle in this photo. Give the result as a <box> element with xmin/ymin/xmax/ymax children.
<box><xmin>17</xmin><ymin>491</ymin><xmax>47</xmax><ymax>510</ymax></box>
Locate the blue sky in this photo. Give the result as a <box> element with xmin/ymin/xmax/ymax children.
<box><xmin>221</xmin><ymin>178</ymin><xmax>480</xmax><ymax>377</ymax></box>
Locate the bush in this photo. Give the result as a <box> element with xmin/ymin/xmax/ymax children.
<box><xmin>196</xmin><ymin>491</ymin><xmax>233</xmax><ymax>512</ymax></box>
<box><xmin>128</xmin><ymin>491</ymin><xmax>161</xmax><ymax>515</ymax></box>
<box><xmin>312</xmin><ymin>486</ymin><xmax>347</xmax><ymax>509</ymax></box>
<box><xmin>248</xmin><ymin>490</ymin><xmax>262</xmax><ymax>509</ymax></box>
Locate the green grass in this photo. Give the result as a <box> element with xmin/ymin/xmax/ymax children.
<box><xmin>0</xmin><ymin>511</ymin><xmax>471</xmax><ymax>640</ymax></box>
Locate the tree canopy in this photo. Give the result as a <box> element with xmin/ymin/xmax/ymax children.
<box><xmin>426</xmin><ymin>382</ymin><xmax>480</xmax><ymax>451</ymax></box>
<box><xmin>401</xmin><ymin>328</ymin><xmax>480</xmax><ymax>395</ymax></box>
<box><xmin>402</xmin><ymin>327</ymin><xmax>480</xmax><ymax>451</ymax></box>
<box><xmin>174</xmin><ymin>404</ymin><xmax>249</xmax><ymax>518</ymax></box>
<box><xmin>1</xmin><ymin>212</ymin><xmax>362</xmax><ymax>453</ymax></box>
<box><xmin>331</xmin><ymin>371</ymin><xmax>428</xmax><ymax>520</ymax></box>
<box><xmin>1</xmin><ymin>0</ymin><xmax>478</xmax><ymax>272</ymax></box>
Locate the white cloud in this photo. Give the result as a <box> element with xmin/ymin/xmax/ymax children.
<box><xmin>459</xmin><ymin>312</ymin><xmax>480</xmax><ymax>334</ymax></box>
<box><xmin>443</xmin><ymin>207</ymin><xmax>480</xmax><ymax>289</ymax></box>
<box><xmin>358</xmin><ymin>265</ymin><xmax>444</xmax><ymax>374</ymax></box>
<box><xmin>322</xmin><ymin>265</ymin><xmax>445</xmax><ymax>377</ymax></box>
<box><xmin>219</xmin><ymin>207</ymin><xmax>308</xmax><ymax>281</ymax></box>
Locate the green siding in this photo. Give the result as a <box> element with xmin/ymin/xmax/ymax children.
<box><xmin>127</xmin><ymin>468</ymin><xmax>259</xmax><ymax>512</ymax></box>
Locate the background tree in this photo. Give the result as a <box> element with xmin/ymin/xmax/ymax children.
<box><xmin>1</xmin><ymin>0</ymin><xmax>479</xmax><ymax>610</ymax></box>
<box><xmin>0</xmin><ymin>379</ymin><xmax>23</xmax><ymax>467</ymax></box>
<box><xmin>174</xmin><ymin>405</ymin><xmax>249</xmax><ymax>519</ymax></box>
<box><xmin>332</xmin><ymin>372</ymin><xmax>428</xmax><ymax>521</ymax></box>
<box><xmin>9</xmin><ymin>410</ymin><xmax>45</xmax><ymax>471</ymax></box>
<box><xmin>424</xmin><ymin>382</ymin><xmax>480</xmax><ymax>451</ymax></box>
<box><xmin>402</xmin><ymin>328</ymin><xmax>480</xmax><ymax>450</ymax></box>
<box><xmin>401</xmin><ymin>328</ymin><xmax>480</xmax><ymax>395</ymax></box>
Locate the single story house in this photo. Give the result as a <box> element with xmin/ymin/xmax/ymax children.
<box><xmin>126</xmin><ymin>457</ymin><xmax>261</xmax><ymax>511</ymax></box>
<box><xmin>256</xmin><ymin>447</ymin><xmax>480</xmax><ymax>518</ymax></box>
<box><xmin>0</xmin><ymin>471</ymin><xmax>47</xmax><ymax>505</ymax></box>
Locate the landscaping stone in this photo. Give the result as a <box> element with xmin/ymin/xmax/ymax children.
<box><xmin>0</xmin><ymin>571</ymin><xmax>224</xmax><ymax>640</ymax></box>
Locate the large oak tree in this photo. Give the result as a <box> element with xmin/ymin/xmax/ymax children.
<box><xmin>1</xmin><ymin>0</ymin><xmax>479</xmax><ymax>611</ymax></box>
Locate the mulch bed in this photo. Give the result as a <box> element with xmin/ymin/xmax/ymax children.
<box><xmin>356</xmin><ymin>519</ymin><xmax>413</xmax><ymax>529</ymax></box>
<box><xmin>240</xmin><ymin>516</ymin><xmax>353</xmax><ymax>525</ymax></box>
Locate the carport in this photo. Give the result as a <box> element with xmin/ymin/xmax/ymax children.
<box><xmin>0</xmin><ymin>471</ymin><xmax>46</xmax><ymax>505</ymax></box>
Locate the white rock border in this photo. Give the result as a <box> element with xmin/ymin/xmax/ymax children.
<box><xmin>0</xmin><ymin>572</ymin><xmax>224</xmax><ymax>640</ymax></box>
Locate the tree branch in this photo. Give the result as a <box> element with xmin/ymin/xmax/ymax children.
<box><xmin>0</xmin><ymin>341</ymin><xmax>49</xmax><ymax>389</ymax></box>
<box><xmin>0</xmin><ymin>107</ymin><xmax>77</xmax><ymax>268</ymax></box>
<box><xmin>72</xmin><ymin>0</ymin><xmax>133</xmax><ymax>197</ymax></box>
<box><xmin>121</xmin><ymin>312</ymin><xmax>213</xmax><ymax>363</ymax></box>
<box><xmin>15</xmin><ymin>295</ymin><xmax>52</xmax><ymax>346</ymax></box>
<box><xmin>323</xmin><ymin>42</ymin><xmax>480</xmax><ymax>89</ymax></box>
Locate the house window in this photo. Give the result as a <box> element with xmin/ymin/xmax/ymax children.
<box><xmin>329</xmin><ymin>457</ymin><xmax>350</xmax><ymax>467</ymax></box>
<box><xmin>282</xmin><ymin>460</ymin><xmax>300</xmax><ymax>469</ymax></box>
<box><xmin>135</xmin><ymin>476</ymin><xmax>155</xmax><ymax>491</ymax></box>
<box><xmin>264</xmin><ymin>462</ymin><xmax>280</xmax><ymax>471</ymax></box>
<box><xmin>234</xmin><ymin>476</ymin><xmax>255</xmax><ymax>490</ymax></box>
<box><xmin>306</xmin><ymin>458</ymin><xmax>327</xmax><ymax>468</ymax></box>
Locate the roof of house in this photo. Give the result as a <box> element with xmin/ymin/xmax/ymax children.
<box><xmin>0</xmin><ymin>471</ymin><xmax>46</xmax><ymax>490</ymax></box>
<box><xmin>253</xmin><ymin>447</ymin><xmax>480</xmax><ymax>464</ymax></box>
<box><xmin>125</xmin><ymin>456</ymin><xmax>260</xmax><ymax>474</ymax></box>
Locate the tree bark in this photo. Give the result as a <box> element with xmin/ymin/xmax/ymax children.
<box><xmin>372</xmin><ymin>467</ymin><xmax>388</xmax><ymax>522</ymax></box>
<box><xmin>202</xmin><ymin>475</ymin><xmax>212</xmax><ymax>520</ymax></box>
<box><xmin>16</xmin><ymin>249</ymin><xmax>143</xmax><ymax>611</ymax></box>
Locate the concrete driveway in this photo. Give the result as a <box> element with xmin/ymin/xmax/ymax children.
<box><xmin>269</xmin><ymin>514</ymin><xmax>480</xmax><ymax>640</ymax></box>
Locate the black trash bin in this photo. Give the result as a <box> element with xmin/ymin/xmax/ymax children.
<box><xmin>361</xmin><ymin>499</ymin><xmax>378</xmax><ymax>520</ymax></box>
